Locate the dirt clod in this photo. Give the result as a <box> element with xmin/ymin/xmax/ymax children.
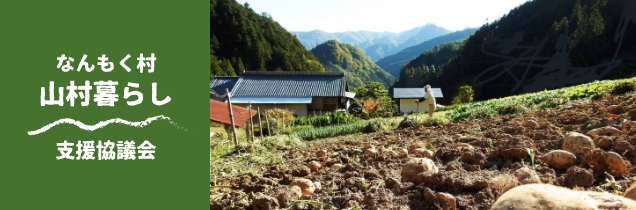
<box><xmin>594</xmin><ymin>136</ymin><xmax>614</xmax><ymax>150</ymax></box>
<box><xmin>307</xmin><ymin>161</ymin><xmax>321</xmax><ymax>172</ymax></box>
<box><xmin>564</xmin><ymin>166</ymin><xmax>595</xmax><ymax>188</ymax></box>
<box><xmin>523</xmin><ymin>120</ymin><xmax>540</xmax><ymax>129</ymax></box>
<box><xmin>612</xmin><ymin>139</ymin><xmax>634</xmax><ymax>156</ymax></box>
<box><xmin>446</xmin><ymin>161</ymin><xmax>464</xmax><ymax>171</ymax></box>
<box><xmin>401</xmin><ymin>158</ymin><xmax>438</xmax><ymax>185</ymax></box>
<box><xmin>345</xmin><ymin>177</ymin><xmax>366</xmax><ymax>190</ymax></box>
<box><xmin>251</xmin><ymin>193</ymin><xmax>279</xmax><ymax>210</ymax></box>
<box><xmin>330</xmin><ymin>163</ymin><xmax>343</xmax><ymax>170</ymax></box>
<box><xmin>364</xmin><ymin>148</ymin><xmax>378</xmax><ymax>158</ymax></box>
<box><xmin>385</xmin><ymin>177</ymin><xmax>400</xmax><ymax>189</ymax></box>
<box><xmin>424</xmin><ymin>187</ymin><xmax>437</xmax><ymax>204</ymax></box>
<box><xmin>344</xmin><ymin>200</ymin><xmax>360</xmax><ymax>208</ymax></box>
<box><xmin>413</xmin><ymin>148</ymin><xmax>434</xmax><ymax>158</ymax></box>
<box><xmin>607</xmin><ymin>105</ymin><xmax>625</xmax><ymax>114</ymax></box>
<box><xmin>363</xmin><ymin>170</ymin><xmax>382</xmax><ymax>180</ymax></box>
<box><xmin>629</xmin><ymin>109</ymin><xmax>636</xmax><ymax>120</ymax></box>
<box><xmin>459</xmin><ymin>135</ymin><xmax>481</xmax><ymax>142</ymax></box>
<box><xmin>291</xmin><ymin>166</ymin><xmax>311</xmax><ymax>177</ymax></box>
<box><xmin>622</xmin><ymin>120</ymin><xmax>636</xmax><ymax>132</ymax></box>
<box><xmin>272</xmin><ymin>186</ymin><xmax>302</xmax><ymax>208</ymax></box>
<box><xmin>399</xmin><ymin>148</ymin><xmax>409</xmax><ymax>158</ymax></box>
<box><xmin>316</xmin><ymin>150</ymin><xmax>327</xmax><ymax>157</ymax></box>
<box><xmin>437</xmin><ymin>192</ymin><xmax>457</xmax><ymax>210</ymax></box>
<box><xmin>513</xmin><ymin>166</ymin><xmax>542</xmax><ymax>184</ymax></box>
<box><xmin>290</xmin><ymin>178</ymin><xmax>316</xmax><ymax>195</ymax></box>
<box><xmin>313</xmin><ymin>181</ymin><xmax>321</xmax><ymax>192</ymax></box>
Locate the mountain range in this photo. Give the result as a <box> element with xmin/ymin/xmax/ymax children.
<box><xmin>376</xmin><ymin>27</ymin><xmax>478</xmax><ymax>78</ymax></box>
<box><xmin>292</xmin><ymin>24</ymin><xmax>452</xmax><ymax>61</ymax></box>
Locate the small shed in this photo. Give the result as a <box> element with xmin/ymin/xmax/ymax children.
<box><xmin>210</xmin><ymin>99</ymin><xmax>257</xmax><ymax>127</ymax></box>
<box><xmin>392</xmin><ymin>88</ymin><xmax>444</xmax><ymax>113</ymax></box>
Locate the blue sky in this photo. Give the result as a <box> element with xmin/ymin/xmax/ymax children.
<box><xmin>236</xmin><ymin>0</ymin><xmax>530</xmax><ymax>33</ymax></box>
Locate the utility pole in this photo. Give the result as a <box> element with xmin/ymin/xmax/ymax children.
<box><xmin>226</xmin><ymin>88</ymin><xmax>238</xmax><ymax>146</ymax></box>
<box><xmin>258</xmin><ymin>107</ymin><xmax>263</xmax><ymax>140</ymax></box>
<box><xmin>249</xmin><ymin>102</ymin><xmax>255</xmax><ymax>142</ymax></box>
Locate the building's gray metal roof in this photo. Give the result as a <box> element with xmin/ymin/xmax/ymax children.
<box><xmin>241</xmin><ymin>71</ymin><xmax>345</xmax><ymax>76</ymax></box>
<box><xmin>229</xmin><ymin>71</ymin><xmax>348</xmax><ymax>97</ymax></box>
<box><xmin>210</xmin><ymin>76</ymin><xmax>239</xmax><ymax>95</ymax></box>
<box><xmin>393</xmin><ymin>88</ymin><xmax>443</xmax><ymax>98</ymax></box>
<box><xmin>230</xmin><ymin>97</ymin><xmax>313</xmax><ymax>104</ymax></box>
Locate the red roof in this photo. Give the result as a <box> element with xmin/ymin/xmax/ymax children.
<box><xmin>210</xmin><ymin>99</ymin><xmax>257</xmax><ymax>127</ymax></box>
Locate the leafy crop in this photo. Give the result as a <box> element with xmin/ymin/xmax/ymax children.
<box><xmin>443</xmin><ymin>78</ymin><xmax>635</xmax><ymax>122</ymax></box>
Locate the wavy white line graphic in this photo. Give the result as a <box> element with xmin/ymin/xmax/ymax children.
<box><xmin>27</xmin><ymin>115</ymin><xmax>186</xmax><ymax>135</ymax></box>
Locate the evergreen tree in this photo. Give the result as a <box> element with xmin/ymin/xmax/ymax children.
<box><xmin>210</xmin><ymin>0</ymin><xmax>324</xmax><ymax>76</ymax></box>
<box><xmin>210</xmin><ymin>55</ymin><xmax>223</xmax><ymax>78</ymax></box>
<box><xmin>219</xmin><ymin>58</ymin><xmax>236</xmax><ymax>76</ymax></box>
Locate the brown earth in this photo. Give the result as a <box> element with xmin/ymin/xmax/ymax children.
<box><xmin>211</xmin><ymin>95</ymin><xmax>636</xmax><ymax>210</ymax></box>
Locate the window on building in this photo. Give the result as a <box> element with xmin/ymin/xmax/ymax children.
<box><xmin>323</xmin><ymin>97</ymin><xmax>337</xmax><ymax>110</ymax></box>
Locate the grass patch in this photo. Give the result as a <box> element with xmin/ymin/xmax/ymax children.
<box><xmin>397</xmin><ymin>116</ymin><xmax>419</xmax><ymax>129</ymax></box>
<box><xmin>397</xmin><ymin>112</ymin><xmax>451</xmax><ymax>128</ymax></box>
<box><xmin>609</xmin><ymin>80</ymin><xmax>636</xmax><ymax>95</ymax></box>
<box><xmin>421</xmin><ymin>114</ymin><xmax>451</xmax><ymax>126</ymax></box>
<box><xmin>210</xmin><ymin>135</ymin><xmax>304</xmax><ymax>178</ymax></box>
<box><xmin>536</xmin><ymin>94</ymin><xmax>569</xmax><ymax>109</ymax></box>
<box><xmin>497</xmin><ymin>104</ymin><xmax>529</xmax><ymax>115</ymax></box>
<box><xmin>363</xmin><ymin>120</ymin><xmax>389</xmax><ymax>133</ymax></box>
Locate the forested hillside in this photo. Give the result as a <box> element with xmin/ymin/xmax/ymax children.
<box><xmin>210</xmin><ymin>0</ymin><xmax>325</xmax><ymax>77</ymax></box>
<box><xmin>376</xmin><ymin>28</ymin><xmax>477</xmax><ymax>78</ymax></box>
<box><xmin>393</xmin><ymin>41</ymin><xmax>463</xmax><ymax>87</ymax></box>
<box><xmin>402</xmin><ymin>0</ymin><xmax>636</xmax><ymax>102</ymax></box>
<box><xmin>311</xmin><ymin>40</ymin><xmax>396</xmax><ymax>88</ymax></box>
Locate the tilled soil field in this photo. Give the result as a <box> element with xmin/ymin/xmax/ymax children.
<box><xmin>211</xmin><ymin>95</ymin><xmax>636</xmax><ymax>210</ymax></box>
